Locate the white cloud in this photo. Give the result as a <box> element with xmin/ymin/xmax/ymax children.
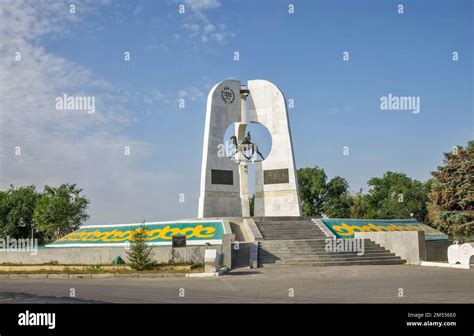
<box><xmin>179</xmin><ymin>0</ymin><xmax>232</xmax><ymax>45</ymax></box>
<box><xmin>211</xmin><ymin>32</ymin><xmax>225</xmax><ymax>42</ymax></box>
<box><xmin>183</xmin><ymin>23</ymin><xmax>200</xmax><ymax>33</ymax></box>
<box><xmin>133</xmin><ymin>5</ymin><xmax>143</xmax><ymax>16</ymax></box>
<box><xmin>0</xmin><ymin>0</ymin><xmax>194</xmax><ymax>225</ymax></box>
<box><xmin>144</xmin><ymin>42</ymin><xmax>169</xmax><ymax>51</ymax></box>
<box><xmin>184</xmin><ymin>0</ymin><xmax>221</xmax><ymax>11</ymax></box>
<box><xmin>177</xmin><ymin>87</ymin><xmax>205</xmax><ymax>102</ymax></box>
<box><xmin>203</xmin><ymin>24</ymin><xmax>215</xmax><ymax>33</ymax></box>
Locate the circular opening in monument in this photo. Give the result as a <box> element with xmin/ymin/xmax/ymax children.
<box><xmin>223</xmin><ymin>122</ymin><xmax>272</xmax><ymax>162</ymax></box>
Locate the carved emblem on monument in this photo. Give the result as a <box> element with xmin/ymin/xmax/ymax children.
<box><xmin>221</xmin><ymin>86</ymin><xmax>235</xmax><ymax>104</ymax></box>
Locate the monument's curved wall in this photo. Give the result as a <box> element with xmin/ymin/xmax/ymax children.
<box><xmin>198</xmin><ymin>80</ymin><xmax>243</xmax><ymax>218</ymax></box>
<box><xmin>248</xmin><ymin>80</ymin><xmax>301</xmax><ymax>216</ymax></box>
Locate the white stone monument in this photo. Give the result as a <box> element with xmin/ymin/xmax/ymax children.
<box><xmin>198</xmin><ymin>79</ymin><xmax>243</xmax><ymax>218</ymax></box>
<box><xmin>248</xmin><ymin>80</ymin><xmax>301</xmax><ymax>216</ymax></box>
<box><xmin>198</xmin><ymin>79</ymin><xmax>301</xmax><ymax>218</ymax></box>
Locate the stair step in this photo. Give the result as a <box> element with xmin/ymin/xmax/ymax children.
<box><xmin>255</xmin><ymin>221</ymin><xmax>318</xmax><ymax>227</ymax></box>
<box><xmin>259</xmin><ymin>243</ymin><xmax>383</xmax><ymax>249</ymax></box>
<box><xmin>253</xmin><ymin>216</ymin><xmax>312</xmax><ymax>221</ymax></box>
<box><xmin>259</xmin><ymin>238</ymin><xmax>375</xmax><ymax>243</ymax></box>
<box><xmin>258</xmin><ymin>227</ymin><xmax>323</xmax><ymax>231</ymax></box>
<box><xmin>259</xmin><ymin>255</ymin><xmax>401</xmax><ymax>262</ymax></box>
<box><xmin>253</xmin><ymin>217</ymin><xmax>402</xmax><ymax>267</ymax></box>
<box><xmin>260</xmin><ymin>230</ymin><xmax>322</xmax><ymax>233</ymax></box>
<box><xmin>259</xmin><ymin>244</ymin><xmax>385</xmax><ymax>249</ymax></box>
<box><xmin>258</xmin><ymin>251</ymin><xmax>395</xmax><ymax>257</ymax></box>
<box><xmin>259</xmin><ymin>259</ymin><xmax>406</xmax><ymax>267</ymax></box>
<box><xmin>261</xmin><ymin>236</ymin><xmax>325</xmax><ymax>239</ymax></box>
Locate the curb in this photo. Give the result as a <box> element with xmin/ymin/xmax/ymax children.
<box><xmin>420</xmin><ymin>261</ymin><xmax>471</xmax><ymax>270</ymax></box>
<box><xmin>1</xmin><ymin>272</ymin><xmax>207</xmax><ymax>279</ymax></box>
<box><xmin>25</xmin><ymin>274</ymin><xmax>48</xmax><ymax>279</ymax></box>
<box><xmin>186</xmin><ymin>266</ymin><xmax>229</xmax><ymax>278</ymax></box>
<box><xmin>70</xmin><ymin>274</ymin><xmax>92</xmax><ymax>278</ymax></box>
<box><xmin>91</xmin><ymin>273</ymin><xmax>114</xmax><ymax>279</ymax></box>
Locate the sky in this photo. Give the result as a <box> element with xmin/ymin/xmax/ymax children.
<box><xmin>0</xmin><ymin>0</ymin><xmax>472</xmax><ymax>225</ymax></box>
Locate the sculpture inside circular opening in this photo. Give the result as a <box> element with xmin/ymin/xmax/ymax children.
<box><xmin>223</xmin><ymin>122</ymin><xmax>272</xmax><ymax>162</ymax></box>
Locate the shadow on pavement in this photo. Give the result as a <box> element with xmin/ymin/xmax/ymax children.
<box><xmin>0</xmin><ymin>292</ymin><xmax>106</xmax><ymax>304</ymax></box>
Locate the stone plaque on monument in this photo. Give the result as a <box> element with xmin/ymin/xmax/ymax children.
<box><xmin>211</xmin><ymin>169</ymin><xmax>233</xmax><ymax>185</ymax></box>
<box><xmin>263</xmin><ymin>168</ymin><xmax>289</xmax><ymax>184</ymax></box>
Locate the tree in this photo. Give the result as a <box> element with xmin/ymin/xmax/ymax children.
<box><xmin>297</xmin><ymin>167</ymin><xmax>328</xmax><ymax>217</ymax></box>
<box><xmin>0</xmin><ymin>185</ymin><xmax>39</xmax><ymax>240</ymax></box>
<box><xmin>126</xmin><ymin>223</ymin><xmax>154</xmax><ymax>270</ymax></box>
<box><xmin>249</xmin><ymin>194</ymin><xmax>255</xmax><ymax>217</ymax></box>
<box><xmin>428</xmin><ymin>141</ymin><xmax>474</xmax><ymax>241</ymax></box>
<box><xmin>324</xmin><ymin>176</ymin><xmax>352</xmax><ymax>218</ymax></box>
<box><xmin>33</xmin><ymin>184</ymin><xmax>89</xmax><ymax>242</ymax></box>
<box><xmin>297</xmin><ymin>167</ymin><xmax>352</xmax><ymax>217</ymax></box>
<box><xmin>364</xmin><ymin>171</ymin><xmax>430</xmax><ymax>221</ymax></box>
<box><xmin>350</xmin><ymin>189</ymin><xmax>369</xmax><ymax>219</ymax></box>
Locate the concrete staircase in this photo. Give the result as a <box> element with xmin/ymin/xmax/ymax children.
<box><xmin>254</xmin><ymin>217</ymin><xmax>405</xmax><ymax>267</ymax></box>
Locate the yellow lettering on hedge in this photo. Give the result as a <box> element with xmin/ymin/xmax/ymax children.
<box><xmin>179</xmin><ymin>227</ymin><xmax>196</xmax><ymax>237</ymax></box>
<box><xmin>332</xmin><ymin>222</ymin><xmax>430</xmax><ymax>237</ymax></box>
<box><xmin>102</xmin><ymin>229</ymin><xmax>131</xmax><ymax>242</ymax></box>
<box><xmin>192</xmin><ymin>225</ymin><xmax>216</xmax><ymax>238</ymax></box>
<box><xmin>332</xmin><ymin>224</ymin><xmax>354</xmax><ymax>237</ymax></box>
<box><xmin>146</xmin><ymin>228</ymin><xmax>162</xmax><ymax>240</ymax></box>
<box><xmin>159</xmin><ymin>226</ymin><xmax>181</xmax><ymax>240</ymax></box>
<box><xmin>56</xmin><ymin>224</ymin><xmax>220</xmax><ymax>243</ymax></box>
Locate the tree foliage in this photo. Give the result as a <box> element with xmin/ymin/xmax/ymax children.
<box><xmin>297</xmin><ymin>167</ymin><xmax>351</xmax><ymax>217</ymax></box>
<box><xmin>324</xmin><ymin>176</ymin><xmax>352</xmax><ymax>218</ymax></box>
<box><xmin>297</xmin><ymin>167</ymin><xmax>328</xmax><ymax>217</ymax></box>
<box><xmin>126</xmin><ymin>223</ymin><xmax>155</xmax><ymax>270</ymax></box>
<box><xmin>249</xmin><ymin>194</ymin><xmax>255</xmax><ymax>217</ymax></box>
<box><xmin>33</xmin><ymin>184</ymin><xmax>89</xmax><ymax>242</ymax></box>
<box><xmin>297</xmin><ymin>168</ymin><xmax>432</xmax><ymax>221</ymax></box>
<box><xmin>349</xmin><ymin>189</ymin><xmax>369</xmax><ymax>219</ymax></box>
<box><xmin>364</xmin><ymin>172</ymin><xmax>431</xmax><ymax>222</ymax></box>
<box><xmin>428</xmin><ymin>141</ymin><xmax>474</xmax><ymax>241</ymax></box>
<box><xmin>0</xmin><ymin>185</ymin><xmax>39</xmax><ymax>240</ymax></box>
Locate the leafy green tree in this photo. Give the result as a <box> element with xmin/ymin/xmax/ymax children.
<box><xmin>297</xmin><ymin>167</ymin><xmax>352</xmax><ymax>217</ymax></box>
<box><xmin>0</xmin><ymin>185</ymin><xmax>39</xmax><ymax>240</ymax></box>
<box><xmin>297</xmin><ymin>167</ymin><xmax>328</xmax><ymax>217</ymax></box>
<box><xmin>126</xmin><ymin>223</ymin><xmax>154</xmax><ymax>270</ymax></box>
<box><xmin>324</xmin><ymin>176</ymin><xmax>352</xmax><ymax>218</ymax></box>
<box><xmin>249</xmin><ymin>194</ymin><xmax>255</xmax><ymax>217</ymax></box>
<box><xmin>428</xmin><ymin>141</ymin><xmax>474</xmax><ymax>241</ymax></box>
<box><xmin>364</xmin><ymin>172</ymin><xmax>430</xmax><ymax>221</ymax></box>
<box><xmin>33</xmin><ymin>184</ymin><xmax>89</xmax><ymax>242</ymax></box>
<box><xmin>350</xmin><ymin>189</ymin><xmax>369</xmax><ymax>219</ymax></box>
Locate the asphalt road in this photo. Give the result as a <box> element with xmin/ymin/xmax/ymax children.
<box><xmin>0</xmin><ymin>265</ymin><xmax>473</xmax><ymax>303</ymax></box>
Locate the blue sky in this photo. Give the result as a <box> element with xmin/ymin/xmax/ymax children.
<box><xmin>1</xmin><ymin>0</ymin><xmax>472</xmax><ymax>225</ymax></box>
